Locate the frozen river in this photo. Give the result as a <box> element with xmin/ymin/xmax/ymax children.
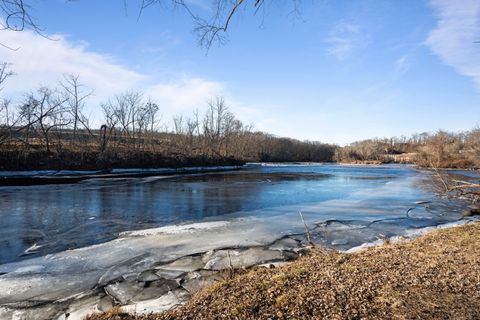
<box><xmin>0</xmin><ymin>163</ymin><xmax>475</xmax><ymax>319</ymax></box>
<box><xmin>0</xmin><ymin>164</ymin><xmax>467</xmax><ymax>264</ymax></box>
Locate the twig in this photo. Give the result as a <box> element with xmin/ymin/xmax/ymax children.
<box><xmin>299</xmin><ymin>211</ymin><xmax>313</xmax><ymax>244</ymax></box>
<box><xmin>430</xmin><ymin>162</ymin><xmax>449</xmax><ymax>192</ymax></box>
<box><xmin>448</xmin><ymin>184</ymin><xmax>480</xmax><ymax>190</ymax></box>
<box><xmin>227</xmin><ymin>249</ymin><xmax>234</xmax><ymax>278</ymax></box>
<box><xmin>451</xmin><ymin>179</ymin><xmax>478</xmax><ymax>185</ymax></box>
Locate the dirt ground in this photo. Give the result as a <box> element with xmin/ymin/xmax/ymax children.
<box><xmin>87</xmin><ymin>222</ymin><xmax>480</xmax><ymax>320</ymax></box>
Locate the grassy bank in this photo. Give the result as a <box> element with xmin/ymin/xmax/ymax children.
<box><xmin>87</xmin><ymin>222</ymin><xmax>480</xmax><ymax>320</ymax></box>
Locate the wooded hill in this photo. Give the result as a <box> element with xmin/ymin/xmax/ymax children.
<box><xmin>0</xmin><ymin>86</ymin><xmax>335</xmax><ymax>170</ymax></box>
<box><xmin>0</xmin><ymin>77</ymin><xmax>478</xmax><ymax>170</ymax></box>
<box><xmin>334</xmin><ymin>129</ymin><xmax>480</xmax><ymax>169</ymax></box>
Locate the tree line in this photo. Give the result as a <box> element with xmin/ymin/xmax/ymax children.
<box><xmin>334</xmin><ymin>130</ymin><xmax>480</xmax><ymax>169</ymax></box>
<box><xmin>1</xmin><ymin>68</ymin><xmax>478</xmax><ymax>170</ymax></box>
<box><xmin>0</xmin><ymin>73</ymin><xmax>336</xmax><ymax>170</ymax></box>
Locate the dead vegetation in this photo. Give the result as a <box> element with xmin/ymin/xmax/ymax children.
<box><xmin>86</xmin><ymin>222</ymin><xmax>480</xmax><ymax>320</ymax></box>
<box><xmin>1</xmin><ymin>68</ymin><xmax>479</xmax><ymax>171</ymax></box>
<box><xmin>1</xmin><ymin>66</ymin><xmax>480</xmax><ymax>171</ymax></box>
<box><xmin>335</xmin><ymin>130</ymin><xmax>480</xmax><ymax>169</ymax></box>
<box><xmin>0</xmin><ymin>79</ymin><xmax>336</xmax><ymax>170</ymax></box>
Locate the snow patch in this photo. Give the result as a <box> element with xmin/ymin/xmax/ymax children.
<box><xmin>343</xmin><ymin>218</ymin><xmax>477</xmax><ymax>253</ymax></box>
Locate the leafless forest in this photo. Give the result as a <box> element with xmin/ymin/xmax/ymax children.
<box><xmin>1</xmin><ymin>67</ymin><xmax>479</xmax><ymax>170</ymax></box>
<box><xmin>0</xmin><ymin>72</ymin><xmax>336</xmax><ymax>170</ymax></box>
<box><xmin>334</xmin><ymin>130</ymin><xmax>480</xmax><ymax>169</ymax></box>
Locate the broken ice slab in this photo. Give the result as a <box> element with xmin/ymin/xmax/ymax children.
<box><xmin>202</xmin><ymin>247</ymin><xmax>288</xmax><ymax>270</ymax></box>
<box><xmin>182</xmin><ymin>270</ymin><xmax>224</xmax><ymax>294</ymax></box>
<box><xmin>154</xmin><ymin>269</ymin><xmax>186</xmax><ymax>280</ymax></box>
<box><xmin>105</xmin><ymin>278</ymin><xmax>179</xmax><ymax>304</ymax></box>
<box><xmin>0</xmin><ymin>293</ymin><xmax>113</xmax><ymax>320</ymax></box>
<box><xmin>155</xmin><ymin>255</ymin><xmax>205</xmax><ymax>273</ymax></box>
<box><xmin>137</xmin><ymin>270</ymin><xmax>161</xmax><ymax>282</ymax></box>
<box><xmin>268</xmin><ymin>236</ymin><xmax>302</xmax><ymax>251</ymax></box>
<box><xmin>120</xmin><ymin>289</ymin><xmax>190</xmax><ymax>315</ymax></box>
<box><xmin>0</xmin><ymin>216</ymin><xmax>303</xmax><ymax>307</ymax></box>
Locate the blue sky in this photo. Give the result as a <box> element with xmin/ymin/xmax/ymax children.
<box><xmin>1</xmin><ymin>0</ymin><xmax>479</xmax><ymax>144</ymax></box>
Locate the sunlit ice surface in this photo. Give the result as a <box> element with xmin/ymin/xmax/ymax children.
<box><xmin>0</xmin><ymin>163</ymin><xmax>468</xmax><ymax>264</ymax></box>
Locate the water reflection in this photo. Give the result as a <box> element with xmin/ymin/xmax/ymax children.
<box><xmin>0</xmin><ymin>164</ymin><xmax>464</xmax><ymax>264</ymax></box>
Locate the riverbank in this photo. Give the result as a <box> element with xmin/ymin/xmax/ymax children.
<box><xmin>0</xmin><ymin>149</ymin><xmax>246</xmax><ymax>171</ymax></box>
<box><xmin>0</xmin><ymin>165</ymin><xmax>244</xmax><ymax>186</ymax></box>
<box><xmin>0</xmin><ymin>216</ymin><xmax>309</xmax><ymax>319</ymax></box>
<box><xmin>87</xmin><ymin>221</ymin><xmax>480</xmax><ymax>320</ymax></box>
<box><xmin>0</xmin><ymin>164</ymin><xmax>476</xmax><ymax>319</ymax></box>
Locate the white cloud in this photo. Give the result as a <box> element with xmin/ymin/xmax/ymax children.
<box><xmin>426</xmin><ymin>0</ymin><xmax>480</xmax><ymax>89</ymax></box>
<box><xmin>395</xmin><ymin>54</ymin><xmax>410</xmax><ymax>74</ymax></box>
<box><xmin>146</xmin><ymin>76</ymin><xmax>223</xmax><ymax>111</ymax></box>
<box><xmin>0</xmin><ymin>28</ymin><xmax>226</xmax><ymax>126</ymax></box>
<box><xmin>325</xmin><ymin>20</ymin><xmax>367</xmax><ymax>61</ymax></box>
<box><xmin>0</xmin><ymin>29</ymin><xmax>145</xmax><ymax>102</ymax></box>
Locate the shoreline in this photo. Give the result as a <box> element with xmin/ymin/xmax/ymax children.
<box><xmin>0</xmin><ymin>162</ymin><xmax>412</xmax><ymax>186</ymax></box>
<box><xmin>88</xmin><ymin>219</ymin><xmax>480</xmax><ymax>320</ymax></box>
<box><xmin>0</xmin><ymin>164</ymin><xmax>477</xmax><ymax>319</ymax></box>
<box><xmin>1</xmin><ymin>217</ymin><xmax>477</xmax><ymax>320</ymax></box>
<box><xmin>0</xmin><ymin>219</ymin><xmax>307</xmax><ymax>320</ymax></box>
<box><xmin>0</xmin><ymin>163</ymin><xmax>438</xmax><ymax>265</ymax></box>
<box><xmin>0</xmin><ymin>165</ymin><xmax>244</xmax><ymax>186</ymax></box>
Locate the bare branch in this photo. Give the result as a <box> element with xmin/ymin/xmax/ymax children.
<box><xmin>0</xmin><ymin>61</ymin><xmax>14</xmax><ymax>89</ymax></box>
<box><xmin>0</xmin><ymin>0</ymin><xmax>41</xmax><ymax>33</ymax></box>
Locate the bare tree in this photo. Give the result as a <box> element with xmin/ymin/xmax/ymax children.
<box><xmin>0</xmin><ymin>63</ymin><xmax>14</xmax><ymax>127</ymax></box>
<box><xmin>0</xmin><ymin>0</ymin><xmax>44</xmax><ymax>50</ymax></box>
<box><xmin>0</xmin><ymin>62</ymin><xmax>16</xmax><ymax>145</ymax></box>
<box><xmin>1</xmin><ymin>1</ymin><xmax>303</xmax><ymax>50</ymax></box>
<box><xmin>186</xmin><ymin>110</ymin><xmax>200</xmax><ymax>150</ymax></box>
<box><xmin>101</xmin><ymin>100</ymin><xmax>120</xmax><ymax>152</ymax></box>
<box><xmin>172</xmin><ymin>114</ymin><xmax>184</xmax><ymax>135</ymax></box>
<box><xmin>144</xmin><ymin>99</ymin><xmax>160</xmax><ymax>133</ymax></box>
<box><xmin>0</xmin><ymin>62</ymin><xmax>14</xmax><ymax>88</ymax></box>
<box><xmin>101</xmin><ymin>91</ymin><xmax>144</xmax><ymax>151</ymax></box>
<box><xmin>0</xmin><ymin>98</ymin><xmax>19</xmax><ymax>146</ymax></box>
<box><xmin>0</xmin><ymin>98</ymin><xmax>11</xmax><ymax>125</ymax></box>
<box><xmin>60</xmin><ymin>74</ymin><xmax>93</xmax><ymax>145</ymax></box>
<box><xmin>202</xmin><ymin>96</ymin><xmax>247</xmax><ymax>157</ymax></box>
<box><xmin>139</xmin><ymin>0</ymin><xmax>303</xmax><ymax>49</ymax></box>
<box><xmin>19</xmin><ymin>87</ymin><xmax>69</xmax><ymax>152</ymax></box>
<box><xmin>0</xmin><ymin>0</ymin><xmax>39</xmax><ymax>32</ymax></box>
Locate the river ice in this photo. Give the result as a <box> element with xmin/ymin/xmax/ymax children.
<box><xmin>0</xmin><ymin>164</ymin><xmax>473</xmax><ymax>319</ymax></box>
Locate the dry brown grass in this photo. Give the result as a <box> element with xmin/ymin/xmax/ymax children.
<box><xmin>87</xmin><ymin>222</ymin><xmax>480</xmax><ymax>320</ymax></box>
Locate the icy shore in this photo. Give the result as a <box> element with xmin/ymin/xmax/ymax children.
<box><xmin>0</xmin><ymin>212</ymin><xmax>476</xmax><ymax>320</ymax></box>
<box><xmin>0</xmin><ymin>165</ymin><xmax>243</xmax><ymax>186</ymax></box>
<box><xmin>0</xmin><ymin>164</ymin><xmax>474</xmax><ymax>319</ymax></box>
<box><xmin>0</xmin><ymin>215</ymin><xmax>306</xmax><ymax>320</ymax></box>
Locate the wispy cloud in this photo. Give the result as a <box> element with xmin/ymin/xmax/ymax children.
<box><xmin>426</xmin><ymin>0</ymin><xmax>480</xmax><ymax>89</ymax></box>
<box><xmin>0</xmin><ymin>28</ymin><xmax>225</xmax><ymax>124</ymax></box>
<box><xmin>0</xmin><ymin>29</ymin><xmax>144</xmax><ymax>102</ymax></box>
<box><xmin>395</xmin><ymin>54</ymin><xmax>410</xmax><ymax>74</ymax></box>
<box><xmin>146</xmin><ymin>76</ymin><xmax>223</xmax><ymax>111</ymax></box>
<box><xmin>325</xmin><ymin>20</ymin><xmax>367</xmax><ymax>61</ymax></box>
